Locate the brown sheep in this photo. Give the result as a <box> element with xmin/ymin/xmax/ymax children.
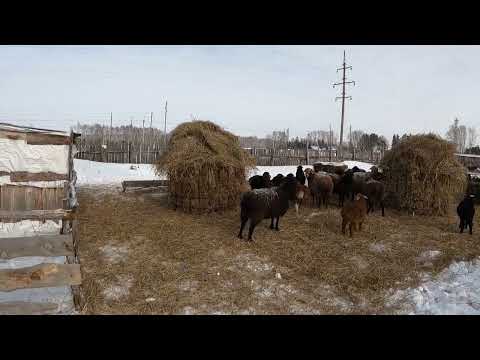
<box><xmin>305</xmin><ymin>169</ymin><xmax>334</xmax><ymax>208</ymax></box>
<box><xmin>341</xmin><ymin>194</ymin><xmax>368</xmax><ymax>237</ymax></box>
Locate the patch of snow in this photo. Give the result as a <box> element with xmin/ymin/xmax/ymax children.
<box><xmin>74</xmin><ymin>159</ymin><xmax>163</xmax><ymax>186</ymax></box>
<box><xmin>389</xmin><ymin>258</ymin><xmax>480</xmax><ymax>314</ymax></box>
<box><xmin>248</xmin><ymin>165</ymin><xmax>313</xmax><ymax>179</ymax></box>
<box><xmin>418</xmin><ymin>250</ymin><xmax>441</xmax><ymax>260</ymax></box>
<box><xmin>99</xmin><ymin>245</ymin><xmax>129</xmax><ymax>264</ymax></box>
<box><xmin>178</xmin><ymin>280</ymin><xmax>200</xmax><ymax>292</ymax></box>
<box><xmin>145</xmin><ymin>297</ymin><xmax>156</xmax><ymax>303</ymax></box>
<box><xmin>350</xmin><ymin>255</ymin><xmax>369</xmax><ymax>270</ymax></box>
<box><xmin>369</xmin><ymin>243</ymin><xmax>388</xmax><ymax>253</ymax></box>
<box><xmin>343</xmin><ymin>161</ymin><xmax>375</xmax><ymax>172</ymax></box>
<box><xmin>102</xmin><ymin>274</ymin><xmax>134</xmax><ymax>301</ymax></box>
<box><xmin>182</xmin><ymin>306</ymin><xmax>196</xmax><ymax>315</ymax></box>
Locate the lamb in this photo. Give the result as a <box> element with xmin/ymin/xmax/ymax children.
<box><xmin>341</xmin><ymin>194</ymin><xmax>368</xmax><ymax>238</ymax></box>
<box><xmin>305</xmin><ymin>168</ymin><xmax>334</xmax><ymax>208</ymax></box>
<box><xmin>248</xmin><ymin>172</ymin><xmax>271</xmax><ymax>189</ymax></box>
<box><xmin>238</xmin><ymin>174</ymin><xmax>299</xmax><ymax>241</ymax></box>
<box><xmin>296</xmin><ymin>165</ymin><xmax>306</xmax><ymax>185</ymax></box>
<box><xmin>457</xmin><ymin>194</ymin><xmax>475</xmax><ymax>235</ymax></box>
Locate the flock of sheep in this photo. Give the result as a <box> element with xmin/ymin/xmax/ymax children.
<box><xmin>238</xmin><ymin>163</ymin><xmax>477</xmax><ymax>241</ymax></box>
<box><xmin>238</xmin><ymin>164</ymin><xmax>386</xmax><ymax>241</ymax></box>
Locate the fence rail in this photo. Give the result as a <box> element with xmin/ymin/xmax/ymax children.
<box><xmin>75</xmin><ymin>142</ymin><xmax>383</xmax><ymax>166</ymax></box>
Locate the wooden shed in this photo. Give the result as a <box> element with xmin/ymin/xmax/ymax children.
<box><xmin>0</xmin><ymin>123</ymin><xmax>82</xmax><ymax>314</ymax></box>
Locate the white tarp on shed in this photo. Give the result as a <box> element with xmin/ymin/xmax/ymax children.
<box><xmin>0</xmin><ymin>138</ymin><xmax>69</xmax><ymax>174</ymax></box>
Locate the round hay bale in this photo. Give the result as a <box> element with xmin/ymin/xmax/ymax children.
<box><xmin>154</xmin><ymin>120</ymin><xmax>256</xmax><ymax>213</ymax></box>
<box><xmin>380</xmin><ymin>134</ymin><xmax>467</xmax><ymax>216</ymax></box>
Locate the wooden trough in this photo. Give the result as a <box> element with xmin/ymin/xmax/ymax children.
<box><xmin>0</xmin><ymin>123</ymin><xmax>82</xmax><ymax>315</ymax></box>
<box><xmin>121</xmin><ymin>179</ymin><xmax>169</xmax><ymax>192</ymax></box>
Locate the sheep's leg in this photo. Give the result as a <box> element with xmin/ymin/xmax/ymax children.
<box><xmin>381</xmin><ymin>201</ymin><xmax>385</xmax><ymax>217</ymax></box>
<box><xmin>238</xmin><ymin>217</ymin><xmax>248</xmax><ymax>239</ymax></box>
<box><xmin>460</xmin><ymin>218</ymin><xmax>465</xmax><ymax>233</ymax></box>
<box><xmin>247</xmin><ymin>219</ymin><xmax>261</xmax><ymax>241</ymax></box>
<box><xmin>342</xmin><ymin>219</ymin><xmax>347</xmax><ymax>235</ymax></box>
<box><xmin>349</xmin><ymin>223</ymin><xmax>354</xmax><ymax>238</ymax></box>
<box><xmin>469</xmin><ymin>219</ymin><xmax>473</xmax><ymax>235</ymax></box>
<box><xmin>275</xmin><ymin>217</ymin><xmax>280</xmax><ymax>231</ymax></box>
<box><xmin>270</xmin><ymin>217</ymin><xmax>275</xmax><ymax>230</ymax></box>
<box><xmin>359</xmin><ymin>221</ymin><xmax>363</xmax><ymax>231</ymax></box>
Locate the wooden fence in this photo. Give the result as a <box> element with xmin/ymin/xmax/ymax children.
<box><xmin>75</xmin><ymin>142</ymin><xmax>384</xmax><ymax>166</ymax></box>
<box><xmin>76</xmin><ymin>140</ymin><xmax>165</xmax><ymax>164</ymax></box>
<box><xmin>245</xmin><ymin>148</ymin><xmax>383</xmax><ymax>166</ymax></box>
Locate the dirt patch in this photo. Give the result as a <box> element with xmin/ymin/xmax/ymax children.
<box><xmin>76</xmin><ymin>186</ymin><xmax>480</xmax><ymax>314</ymax></box>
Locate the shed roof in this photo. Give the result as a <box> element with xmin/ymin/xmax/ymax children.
<box><xmin>0</xmin><ymin>122</ymin><xmax>79</xmax><ymax>138</ymax></box>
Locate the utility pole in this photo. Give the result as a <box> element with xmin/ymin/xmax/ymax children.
<box><xmin>141</xmin><ymin>118</ymin><xmax>145</xmax><ymax>163</ymax></box>
<box><xmin>109</xmin><ymin>112</ymin><xmax>113</xmax><ymax>146</ymax></box>
<box><xmin>164</xmin><ymin>101</ymin><xmax>168</xmax><ymax>151</ymax></box>
<box><xmin>329</xmin><ymin>124</ymin><xmax>332</xmax><ymax>162</ymax></box>
<box><xmin>333</xmin><ymin>50</ymin><xmax>355</xmax><ymax>160</ymax></box>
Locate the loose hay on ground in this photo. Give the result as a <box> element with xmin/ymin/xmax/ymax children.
<box><xmin>76</xmin><ymin>186</ymin><xmax>480</xmax><ymax>314</ymax></box>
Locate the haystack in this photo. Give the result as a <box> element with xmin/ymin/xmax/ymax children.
<box><xmin>380</xmin><ymin>134</ymin><xmax>467</xmax><ymax>215</ymax></box>
<box><xmin>154</xmin><ymin>120</ymin><xmax>255</xmax><ymax>213</ymax></box>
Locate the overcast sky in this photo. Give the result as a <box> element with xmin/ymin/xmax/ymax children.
<box><xmin>0</xmin><ymin>45</ymin><xmax>479</xmax><ymax>143</ymax></box>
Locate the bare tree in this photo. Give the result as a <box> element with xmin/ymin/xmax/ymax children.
<box><xmin>349</xmin><ymin>130</ymin><xmax>364</xmax><ymax>150</ymax></box>
<box><xmin>459</xmin><ymin>125</ymin><xmax>467</xmax><ymax>153</ymax></box>
<box><xmin>468</xmin><ymin>126</ymin><xmax>477</xmax><ymax>149</ymax></box>
<box><xmin>446</xmin><ymin>118</ymin><xmax>468</xmax><ymax>153</ymax></box>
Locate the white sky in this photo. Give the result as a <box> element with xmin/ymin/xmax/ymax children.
<box><xmin>0</xmin><ymin>45</ymin><xmax>478</xmax><ymax>143</ymax></box>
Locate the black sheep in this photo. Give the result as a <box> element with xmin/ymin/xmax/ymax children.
<box><xmin>296</xmin><ymin>165</ymin><xmax>306</xmax><ymax>185</ymax></box>
<box><xmin>248</xmin><ymin>172</ymin><xmax>271</xmax><ymax>189</ymax></box>
<box><xmin>457</xmin><ymin>194</ymin><xmax>475</xmax><ymax>235</ymax></box>
<box><xmin>238</xmin><ymin>173</ymin><xmax>298</xmax><ymax>241</ymax></box>
<box><xmin>271</xmin><ymin>174</ymin><xmax>285</xmax><ymax>187</ymax></box>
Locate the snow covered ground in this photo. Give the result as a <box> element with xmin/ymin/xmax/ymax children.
<box><xmin>74</xmin><ymin>159</ymin><xmax>376</xmax><ymax>186</ymax></box>
<box><xmin>74</xmin><ymin>159</ymin><xmax>163</xmax><ymax>185</ymax></box>
<box><xmin>74</xmin><ymin>159</ymin><xmax>314</xmax><ymax>186</ymax></box>
<box><xmin>343</xmin><ymin>161</ymin><xmax>375</xmax><ymax>172</ymax></box>
<box><xmin>388</xmin><ymin>258</ymin><xmax>480</xmax><ymax>315</ymax></box>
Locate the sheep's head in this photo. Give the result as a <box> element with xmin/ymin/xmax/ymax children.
<box><xmin>304</xmin><ymin>168</ymin><xmax>314</xmax><ymax>178</ymax></box>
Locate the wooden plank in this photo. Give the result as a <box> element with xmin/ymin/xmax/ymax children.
<box><xmin>0</xmin><ymin>130</ymin><xmax>27</xmax><ymax>141</ymax></box>
<box><xmin>0</xmin><ymin>301</ymin><xmax>59</xmax><ymax>315</ymax></box>
<box><xmin>122</xmin><ymin>180</ymin><xmax>169</xmax><ymax>192</ymax></box>
<box><xmin>9</xmin><ymin>171</ymin><xmax>68</xmax><ymax>182</ymax></box>
<box><xmin>0</xmin><ymin>234</ymin><xmax>73</xmax><ymax>259</ymax></box>
<box><xmin>0</xmin><ymin>263</ymin><xmax>81</xmax><ymax>292</ymax></box>
<box><xmin>25</xmin><ymin>133</ymin><xmax>71</xmax><ymax>145</ymax></box>
<box><xmin>0</xmin><ymin>209</ymin><xmax>71</xmax><ymax>222</ymax></box>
